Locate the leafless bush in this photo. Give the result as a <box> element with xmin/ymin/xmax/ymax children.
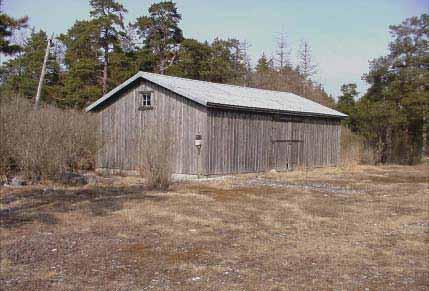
<box><xmin>138</xmin><ymin>125</ymin><xmax>173</xmax><ymax>190</ymax></box>
<box><xmin>0</xmin><ymin>98</ymin><xmax>99</xmax><ymax>180</ymax></box>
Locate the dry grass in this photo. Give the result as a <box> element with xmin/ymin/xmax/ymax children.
<box><xmin>0</xmin><ymin>163</ymin><xmax>428</xmax><ymax>290</ymax></box>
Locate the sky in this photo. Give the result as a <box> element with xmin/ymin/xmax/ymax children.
<box><xmin>4</xmin><ymin>0</ymin><xmax>428</xmax><ymax>98</ymax></box>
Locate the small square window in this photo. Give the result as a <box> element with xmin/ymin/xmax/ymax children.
<box><xmin>139</xmin><ymin>91</ymin><xmax>153</xmax><ymax>110</ymax></box>
<box><xmin>142</xmin><ymin>92</ymin><xmax>151</xmax><ymax>106</ymax></box>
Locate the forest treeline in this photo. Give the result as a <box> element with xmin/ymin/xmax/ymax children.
<box><xmin>337</xmin><ymin>14</ymin><xmax>428</xmax><ymax>164</ymax></box>
<box><xmin>0</xmin><ymin>0</ymin><xmax>333</xmax><ymax>109</ymax></box>
<box><xmin>0</xmin><ymin>0</ymin><xmax>427</xmax><ymax>165</ymax></box>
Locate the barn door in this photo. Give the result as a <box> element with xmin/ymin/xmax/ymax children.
<box><xmin>271</xmin><ymin>116</ymin><xmax>302</xmax><ymax>171</ymax></box>
<box><xmin>271</xmin><ymin>142</ymin><xmax>291</xmax><ymax>170</ymax></box>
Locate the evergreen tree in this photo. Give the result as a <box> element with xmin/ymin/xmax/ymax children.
<box><xmin>167</xmin><ymin>37</ymin><xmax>248</xmax><ymax>85</ymax></box>
<box><xmin>337</xmin><ymin>83</ymin><xmax>357</xmax><ymax>110</ymax></box>
<box><xmin>108</xmin><ymin>47</ymin><xmax>140</xmax><ymax>86</ymax></box>
<box><xmin>205</xmin><ymin>38</ymin><xmax>246</xmax><ymax>83</ymax></box>
<box><xmin>228</xmin><ymin>38</ymin><xmax>250</xmax><ymax>85</ymax></box>
<box><xmin>0</xmin><ymin>0</ymin><xmax>28</xmax><ymax>55</ymax></box>
<box><xmin>114</xmin><ymin>23</ymin><xmax>154</xmax><ymax>79</ymax></box>
<box><xmin>252</xmin><ymin>53</ymin><xmax>278</xmax><ymax>91</ymax></box>
<box><xmin>337</xmin><ymin>83</ymin><xmax>358</xmax><ymax>130</ymax></box>
<box><xmin>0</xmin><ymin>29</ymin><xmax>60</xmax><ymax>103</ymax></box>
<box><xmin>359</xmin><ymin>14</ymin><xmax>429</xmax><ymax>164</ymax></box>
<box><xmin>167</xmin><ymin>38</ymin><xmax>211</xmax><ymax>80</ymax></box>
<box><xmin>133</xmin><ymin>1</ymin><xmax>183</xmax><ymax>74</ymax></box>
<box><xmin>58</xmin><ymin>20</ymin><xmax>102</xmax><ymax>108</ymax></box>
<box><xmin>255</xmin><ymin>53</ymin><xmax>273</xmax><ymax>73</ymax></box>
<box><xmin>89</xmin><ymin>0</ymin><xmax>127</xmax><ymax>94</ymax></box>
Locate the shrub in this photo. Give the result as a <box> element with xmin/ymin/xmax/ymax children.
<box><xmin>340</xmin><ymin>126</ymin><xmax>377</xmax><ymax>167</ymax></box>
<box><xmin>0</xmin><ymin>98</ymin><xmax>99</xmax><ymax>180</ymax></box>
<box><xmin>340</xmin><ymin>126</ymin><xmax>363</xmax><ymax>167</ymax></box>
<box><xmin>138</xmin><ymin>126</ymin><xmax>173</xmax><ymax>190</ymax></box>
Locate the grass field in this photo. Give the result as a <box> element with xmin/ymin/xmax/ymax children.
<box><xmin>1</xmin><ymin>164</ymin><xmax>428</xmax><ymax>290</ymax></box>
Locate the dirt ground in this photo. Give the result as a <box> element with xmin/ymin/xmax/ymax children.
<box><xmin>1</xmin><ymin>164</ymin><xmax>428</xmax><ymax>290</ymax></box>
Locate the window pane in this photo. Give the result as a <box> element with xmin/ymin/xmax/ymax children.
<box><xmin>141</xmin><ymin>92</ymin><xmax>152</xmax><ymax>106</ymax></box>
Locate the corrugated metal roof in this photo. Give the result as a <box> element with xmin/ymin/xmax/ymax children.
<box><xmin>86</xmin><ymin>71</ymin><xmax>347</xmax><ymax>118</ymax></box>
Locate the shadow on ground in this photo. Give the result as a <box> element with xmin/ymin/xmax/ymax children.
<box><xmin>0</xmin><ymin>185</ymin><xmax>166</xmax><ymax>228</ymax></box>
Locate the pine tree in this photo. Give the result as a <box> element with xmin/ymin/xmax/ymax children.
<box><xmin>359</xmin><ymin>14</ymin><xmax>429</xmax><ymax>164</ymax></box>
<box><xmin>89</xmin><ymin>0</ymin><xmax>127</xmax><ymax>94</ymax></box>
<box><xmin>0</xmin><ymin>0</ymin><xmax>28</xmax><ymax>55</ymax></box>
<box><xmin>255</xmin><ymin>53</ymin><xmax>273</xmax><ymax>73</ymax></box>
<box><xmin>205</xmin><ymin>38</ymin><xmax>241</xmax><ymax>83</ymax></box>
<box><xmin>338</xmin><ymin>83</ymin><xmax>357</xmax><ymax>109</ymax></box>
<box><xmin>228</xmin><ymin>38</ymin><xmax>250</xmax><ymax>84</ymax></box>
<box><xmin>0</xmin><ymin>29</ymin><xmax>60</xmax><ymax>103</ymax></box>
<box><xmin>337</xmin><ymin>83</ymin><xmax>358</xmax><ymax>130</ymax></box>
<box><xmin>167</xmin><ymin>38</ymin><xmax>212</xmax><ymax>80</ymax></box>
<box><xmin>108</xmin><ymin>47</ymin><xmax>140</xmax><ymax>87</ymax></box>
<box><xmin>133</xmin><ymin>1</ymin><xmax>183</xmax><ymax>74</ymax></box>
<box><xmin>58</xmin><ymin>20</ymin><xmax>102</xmax><ymax>108</ymax></box>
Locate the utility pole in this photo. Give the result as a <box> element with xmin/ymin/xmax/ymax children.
<box><xmin>34</xmin><ymin>33</ymin><xmax>53</xmax><ymax>110</ymax></box>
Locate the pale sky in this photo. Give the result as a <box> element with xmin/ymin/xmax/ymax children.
<box><xmin>4</xmin><ymin>0</ymin><xmax>428</xmax><ymax>98</ymax></box>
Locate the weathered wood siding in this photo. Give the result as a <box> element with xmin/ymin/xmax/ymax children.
<box><xmin>206</xmin><ymin>108</ymin><xmax>341</xmax><ymax>174</ymax></box>
<box><xmin>95</xmin><ymin>80</ymin><xmax>341</xmax><ymax>175</ymax></box>
<box><xmin>97</xmin><ymin>79</ymin><xmax>207</xmax><ymax>174</ymax></box>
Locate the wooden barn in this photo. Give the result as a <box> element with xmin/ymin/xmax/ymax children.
<box><xmin>86</xmin><ymin>71</ymin><xmax>347</xmax><ymax>175</ymax></box>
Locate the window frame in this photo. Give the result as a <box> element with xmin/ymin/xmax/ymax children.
<box><xmin>138</xmin><ymin>91</ymin><xmax>153</xmax><ymax>110</ymax></box>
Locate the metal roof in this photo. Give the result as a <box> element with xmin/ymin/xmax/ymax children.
<box><xmin>86</xmin><ymin>71</ymin><xmax>347</xmax><ymax>118</ymax></box>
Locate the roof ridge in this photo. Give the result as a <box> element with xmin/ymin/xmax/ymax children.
<box><xmin>139</xmin><ymin>71</ymin><xmax>342</xmax><ymax>113</ymax></box>
<box><xmin>140</xmin><ymin>71</ymin><xmax>297</xmax><ymax>95</ymax></box>
<box><xmin>86</xmin><ymin>71</ymin><xmax>346</xmax><ymax>118</ymax></box>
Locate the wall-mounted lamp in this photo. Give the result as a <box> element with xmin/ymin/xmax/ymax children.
<box><xmin>195</xmin><ymin>134</ymin><xmax>202</xmax><ymax>155</ymax></box>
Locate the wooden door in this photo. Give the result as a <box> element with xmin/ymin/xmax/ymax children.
<box><xmin>271</xmin><ymin>141</ymin><xmax>289</xmax><ymax>170</ymax></box>
<box><xmin>271</xmin><ymin>116</ymin><xmax>302</xmax><ymax>171</ymax></box>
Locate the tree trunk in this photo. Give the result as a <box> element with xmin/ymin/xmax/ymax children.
<box><xmin>383</xmin><ymin>126</ymin><xmax>393</xmax><ymax>163</ymax></box>
<box><xmin>302</xmin><ymin>80</ymin><xmax>307</xmax><ymax>98</ymax></box>
<box><xmin>102</xmin><ymin>44</ymin><xmax>108</xmax><ymax>94</ymax></box>
<box><xmin>159</xmin><ymin>57</ymin><xmax>165</xmax><ymax>75</ymax></box>
<box><xmin>423</xmin><ymin>115</ymin><xmax>427</xmax><ymax>158</ymax></box>
<box><xmin>34</xmin><ymin>35</ymin><xmax>53</xmax><ymax>110</ymax></box>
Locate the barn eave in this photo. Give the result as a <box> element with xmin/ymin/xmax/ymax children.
<box><xmin>206</xmin><ymin>102</ymin><xmax>348</xmax><ymax>119</ymax></box>
<box><xmin>86</xmin><ymin>71</ymin><xmax>347</xmax><ymax>119</ymax></box>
